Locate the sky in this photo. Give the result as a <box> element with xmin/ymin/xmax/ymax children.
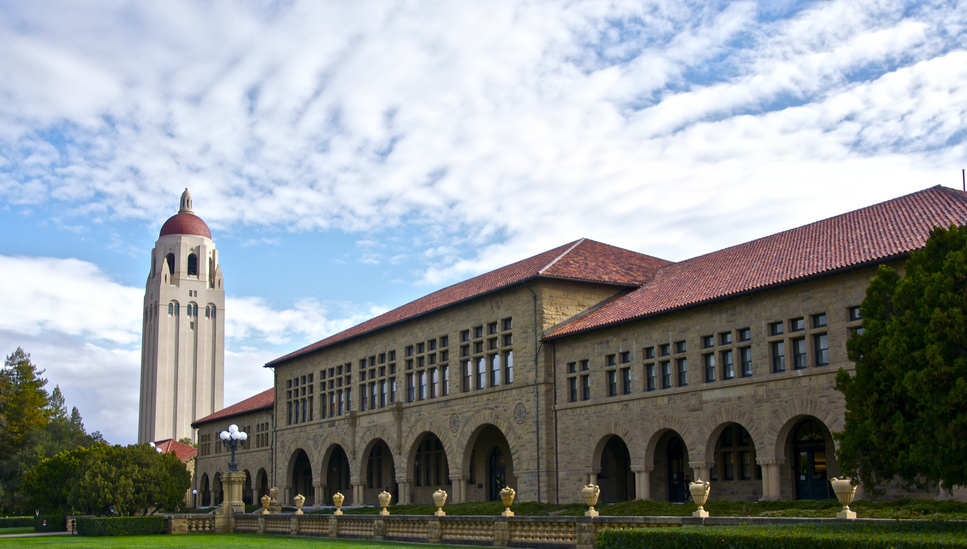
<box><xmin>1</xmin><ymin>0</ymin><xmax>965</xmax><ymax>445</ymax></box>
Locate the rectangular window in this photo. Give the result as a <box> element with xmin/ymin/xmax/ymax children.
<box><xmin>461</xmin><ymin>329</ymin><xmax>470</xmax><ymax>342</ymax></box>
<box><xmin>720</xmin><ymin>332</ymin><xmax>732</xmax><ymax>345</ymax></box>
<box><xmin>677</xmin><ymin>357</ymin><xmax>688</xmax><ymax>386</ymax></box>
<box><xmin>772</xmin><ymin>340</ymin><xmax>786</xmax><ymax>372</ymax></box>
<box><xmin>661</xmin><ymin>360</ymin><xmax>672</xmax><ymax>389</ymax></box>
<box><xmin>504</xmin><ymin>350</ymin><xmax>513</xmax><ymax>384</ymax></box>
<box><xmin>462</xmin><ymin>360</ymin><xmax>471</xmax><ymax>392</ymax></box>
<box><xmin>674</xmin><ymin>340</ymin><xmax>686</xmax><ymax>354</ymax></box>
<box><xmin>792</xmin><ymin>337</ymin><xmax>807</xmax><ymax>369</ymax></box>
<box><xmin>418</xmin><ymin>371</ymin><xmax>427</xmax><ymax>400</ymax></box>
<box><xmin>502</xmin><ymin>318</ymin><xmax>513</xmax><ymax>331</ymax></box>
<box><xmin>659</xmin><ymin>344</ymin><xmax>670</xmax><ymax>356</ymax></box>
<box><xmin>814</xmin><ymin>333</ymin><xmax>829</xmax><ymax>366</ymax></box>
<box><xmin>360</xmin><ymin>385</ymin><xmax>368</xmax><ymax>411</ymax></box>
<box><xmin>474</xmin><ymin>326</ymin><xmax>483</xmax><ymax>338</ymax></box>
<box><xmin>568</xmin><ymin>377</ymin><xmax>577</xmax><ymax>402</ymax></box>
<box><xmin>607</xmin><ymin>370</ymin><xmax>617</xmax><ymax>396</ymax></box>
<box><xmin>476</xmin><ymin>357</ymin><xmax>486</xmax><ymax>389</ymax></box>
<box><xmin>489</xmin><ymin>354</ymin><xmax>501</xmax><ymax>387</ymax></box>
<box><xmin>380</xmin><ymin>380</ymin><xmax>387</xmax><ymax>406</ymax></box>
<box><xmin>621</xmin><ymin>367</ymin><xmax>632</xmax><ymax>394</ymax></box>
<box><xmin>606</xmin><ymin>354</ymin><xmax>616</xmax><ymax>366</ymax></box>
<box><xmin>407</xmin><ymin>373</ymin><xmax>416</xmax><ymax>402</ymax></box>
<box><xmin>370</xmin><ymin>382</ymin><xmax>378</xmax><ymax>409</ymax></box>
<box><xmin>739</xmin><ymin>328</ymin><xmax>751</xmax><ymax>342</ymax></box>
<box><xmin>848</xmin><ymin>306</ymin><xmax>862</xmax><ymax>321</ymax></box>
<box><xmin>390</xmin><ymin>379</ymin><xmax>396</xmax><ymax>403</ymax></box>
<box><xmin>644</xmin><ymin>347</ymin><xmax>655</xmax><ymax>360</ymax></box>
<box><xmin>441</xmin><ymin>365</ymin><xmax>449</xmax><ymax>396</ymax></box>
<box><xmin>430</xmin><ymin>369</ymin><xmax>438</xmax><ymax>398</ymax></box>
<box><xmin>406</xmin><ymin>345</ymin><xmax>414</xmax><ymax>357</ymax></box>
<box><xmin>580</xmin><ymin>359</ymin><xmax>590</xmax><ymax>371</ymax></box>
<box><xmin>721</xmin><ymin>349</ymin><xmax>734</xmax><ymax>380</ymax></box>
<box><xmin>723</xmin><ymin>451</ymin><xmax>734</xmax><ymax>481</ymax></box>
<box><xmin>338</xmin><ymin>391</ymin><xmax>344</xmax><ymax>415</ymax></box>
<box><xmin>581</xmin><ymin>374</ymin><xmax>591</xmax><ymax>400</ymax></box>
<box><xmin>428</xmin><ymin>339</ymin><xmax>436</xmax><ymax>351</ymax></box>
<box><xmin>503</xmin><ymin>334</ymin><xmax>513</xmax><ymax>346</ymax></box>
<box><xmin>440</xmin><ymin>335</ymin><xmax>448</xmax><ymax>347</ymax></box>
<box><xmin>646</xmin><ymin>364</ymin><xmax>656</xmax><ymax>391</ymax></box>
<box><xmin>791</xmin><ymin>317</ymin><xmax>805</xmax><ymax>332</ymax></box>
<box><xmin>704</xmin><ymin>353</ymin><xmax>716</xmax><ymax>382</ymax></box>
<box><xmin>740</xmin><ymin>347</ymin><xmax>753</xmax><ymax>377</ymax></box>
<box><xmin>488</xmin><ymin>322</ymin><xmax>498</xmax><ymax>334</ymax></box>
<box><xmin>740</xmin><ymin>451</ymin><xmax>752</xmax><ymax>480</ymax></box>
<box><xmin>620</xmin><ymin>351</ymin><xmax>631</xmax><ymax>363</ymax></box>
<box><xmin>813</xmin><ymin>313</ymin><xmax>827</xmax><ymax>328</ymax></box>
<box><xmin>702</xmin><ymin>335</ymin><xmax>714</xmax><ymax>348</ymax></box>
<box><xmin>567</xmin><ymin>361</ymin><xmax>576</xmax><ymax>374</ymax></box>
<box><xmin>770</xmin><ymin>321</ymin><xmax>784</xmax><ymax>336</ymax></box>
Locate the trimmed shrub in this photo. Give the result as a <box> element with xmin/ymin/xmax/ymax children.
<box><xmin>596</xmin><ymin>524</ymin><xmax>967</xmax><ymax>549</ymax></box>
<box><xmin>33</xmin><ymin>515</ymin><xmax>67</xmax><ymax>532</ymax></box>
<box><xmin>75</xmin><ymin>516</ymin><xmax>165</xmax><ymax>537</ymax></box>
<box><xmin>0</xmin><ymin>517</ymin><xmax>34</xmax><ymax>528</ymax></box>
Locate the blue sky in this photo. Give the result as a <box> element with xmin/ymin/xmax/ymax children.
<box><xmin>1</xmin><ymin>0</ymin><xmax>965</xmax><ymax>444</ymax></box>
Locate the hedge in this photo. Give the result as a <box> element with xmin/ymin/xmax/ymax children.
<box><xmin>75</xmin><ymin>516</ymin><xmax>165</xmax><ymax>537</ymax></box>
<box><xmin>596</xmin><ymin>523</ymin><xmax>967</xmax><ymax>549</ymax></box>
<box><xmin>0</xmin><ymin>516</ymin><xmax>34</xmax><ymax>528</ymax></box>
<box><xmin>33</xmin><ymin>515</ymin><xmax>67</xmax><ymax>532</ymax></box>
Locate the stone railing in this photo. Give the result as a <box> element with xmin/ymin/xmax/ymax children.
<box><xmin>159</xmin><ymin>512</ymin><xmax>880</xmax><ymax>549</ymax></box>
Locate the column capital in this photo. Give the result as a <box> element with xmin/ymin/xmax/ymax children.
<box><xmin>631</xmin><ymin>465</ymin><xmax>654</xmax><ymax>473</ymax></box>
<box><xmin>757</xmin><ymin>458</ymin><xmax>786</xmax><ymax>466</ymax></box>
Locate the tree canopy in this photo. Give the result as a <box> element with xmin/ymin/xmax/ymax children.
<box><xmin>0</xmin><ymin>348</ymin><xmax>103</xmax><ymax>514</ymax></box>
<box><xmin>836</xmin><ymin>224</ymin><xmax>967</xmax><ymax>492</ymax></box>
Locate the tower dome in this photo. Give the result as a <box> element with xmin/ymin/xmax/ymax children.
<box><xmin>159</xmin><ymin>189</ymin><xmax>212</xmax><ymax>239</ymax></box>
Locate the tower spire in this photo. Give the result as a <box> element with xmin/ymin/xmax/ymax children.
<box><xmin>179</xmin><ymin>188</ymin><xmax>194</xmax><ymax>214</ymax></box>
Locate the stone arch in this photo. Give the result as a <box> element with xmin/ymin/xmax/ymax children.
<box><xmin>199</xmin><ymin>472</ymin><xmax>211</xmax><ymax>506</ymax></box>
<box><xmin>699</xmin><ymin>405</ymin><xmax>767</xmax><ymax>464</ymax></box>
<box><xmin>320</xmin><ymin>442</ymin><xmax>353</xmax><ymax>505</ymax></box>
<box><xmin>255</xmin><ymin>467</ymin><xmax>269</xmax><ymax>499</ymax></box>
<box><xmin>403</xmin><ymin>418</ymin><xmax>458</xmax><ymax>476</ymax></box>
<box><xmin>643</xmin><ymin>414</ymin><xmax>695</xmax><ymax>465</ymax></box>
<box><xmin>356</xmin><ymin>423</ymin><xmax>400</xmax><ymax>474</ymax></box>
<box><xmin>458</xmin><ymin>408</ymin><xmax>521</xmax><ymax>473</ymax></box>
<box><xmin>588</xmin><ymin>420</ymin><xmax>638</xmax><ymax>475</ymax></box>
<box><xmin>763</xmin><ymin>399</ymin><xmax>842</xmax><ymax>460</ymax></box>
<box><xmin>285</xmin><ymin>447</ymin><xmax>314</xmax><ymax>505</ymax></box>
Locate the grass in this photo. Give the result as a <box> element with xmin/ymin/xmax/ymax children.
<box><xmin>0</xmin><ymin>527</ymin><xmax>34</xmax><ymax>535</ymax></box>
<box><xmin>0</xmin><ymin>534</ymin><xmax>470</xmax><ymax>548</ymax></box>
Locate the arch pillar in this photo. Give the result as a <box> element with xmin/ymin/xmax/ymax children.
<box><xmin>396</xmin><ymin>475</ymin><xmax>412</xmax><ymax>505</ymax></box>
<box><xmin>314</xmin><ymin>480</ymin><xmax>326</xmax><ymax>506</ymax></box>
<box><xmin>449</xmin><ymin>473</ymin><xmax>467</xmax><ymax>503</ymax></box>
<box><xmin>757</xmin><ymin>458</ymin><xmax>785</xmax><ymax>500</ymax></box>
<box><xmin>632</xmin><ymin>466</ymin><xmax>653</xmax><ymax>500</ymax></box>
<box><xmin>690</xmin><ymin>461</ymin><xmax>710</xmax><ymax>484</ymax></box>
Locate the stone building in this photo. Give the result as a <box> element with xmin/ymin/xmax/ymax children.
<box><xmin>191</xmin><ymin>186</ymin><xmax>967</xmax><ymax>507</ymax></box>
<box><xmin>139</xmin><ymin>189</ymin><xmax>225</xmax><ymax>444</ymax></box>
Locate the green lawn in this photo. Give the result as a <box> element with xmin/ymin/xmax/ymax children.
<box><xmin>0</xmin><ymin>527</ymin><xmax>34</xmax><ymax>535</ymax></box>
<box><xmin>0</xmin><ymin>534</ymin><xmax>469</xmax><ymax>548</ymax></box>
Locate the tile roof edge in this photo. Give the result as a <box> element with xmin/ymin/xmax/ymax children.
<box><xmin>541</xmin><ymin>288</ymin><xmax>638</xmax><ymax>337</ymax></box>
<box><xmin>543</xmin><ymin>251</ymin><xmax>911</xmax><ymax>341</ymax></box>
<box><xmin>538</xmin><ymin>238</ymin><xmax>586</xmax><ymax>275</ymax></box>
<box><xmin>191</xmin><ymin>389</ymin><xmax>274</xmax><ymax>427</ymax></box>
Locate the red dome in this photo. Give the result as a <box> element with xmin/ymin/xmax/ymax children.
<box><xmin>159</xmin><ymin>212</ymin><xmax>212</xmax><ymax>239</ymax></box>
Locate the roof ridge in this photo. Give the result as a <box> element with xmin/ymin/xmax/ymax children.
<box><xmin>538</xmin><ymin>238</ymin><xmax>585</xmax><ymax>275</ymax></box>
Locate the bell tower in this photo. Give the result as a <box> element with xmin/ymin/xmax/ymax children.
<box><xmin>138</xmin><ymin>189</ymin><xmax>225</xmax><ymax>443</ymax></box>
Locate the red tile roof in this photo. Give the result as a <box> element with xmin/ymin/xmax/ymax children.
<box><xmin>266</xmin><ymin>239</ymin><xmax>670</xmax><ymax>366</ymax></box>
<box><xmin>191</xmin><ymin>388</ymin><xmax>274</xmax><ymax>427</ymax></box>
<box><xmin>152</xmin><ymin>438</ymin><xmax>198</xmax><ymax>462</ymax></box>
<box><xmin>546</xmin><ymin>186</ymin><xmax>967</xmax><ymax>338</ymax></box>
<box><xmin>160</xmin><ymin>212</ymin><xmax>212</xmax><ymax>239</ymax></box>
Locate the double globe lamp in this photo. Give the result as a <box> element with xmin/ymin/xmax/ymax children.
<box><xmin>220</xmin><ymin>424</ymin><xmax>248</xmax><ymax>472</ymax></box>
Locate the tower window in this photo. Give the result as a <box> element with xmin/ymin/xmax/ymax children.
<box><xmin>187</xmin><ymin>253</ymin><xmax>198</xmax><ymax>276</ymax></box>
<box><xmin>165</xmin><ymin>253</ymin><xmax>175</xmax><ymax>276</ymax></box>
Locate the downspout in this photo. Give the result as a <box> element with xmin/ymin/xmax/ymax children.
<box><xmin>270</xmin><ymin>365</ymin><xmax>277</xmax><ymax>490</ymax></box>
<box><xmin>552</xmin><ymin>340</ymin><xmax>559</xmax><ymax>503</ymax></box>
<box><xmin>527</xmin><ymin>285</ymin><xmax>542</xmax><ymax>502</ymax></box>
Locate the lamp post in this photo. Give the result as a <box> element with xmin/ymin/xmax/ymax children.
<box><xmin>192</xmin><ymin>489</ymin><xmax>198</xmax><ymax>510</ymax></box>
<box><xmin>219</xmin><ymin>424</ymin><xmax>248</xmax><ymax>472</ymax></box>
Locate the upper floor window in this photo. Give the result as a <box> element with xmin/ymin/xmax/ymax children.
<box><xmin>848</xmin><ymin>306</ymin><xmax>862</xmax><ymax>321</ymax></box>
<box><xmin>165</xmin><ymin>253</ymin><xmax>175</xmax><ymax>276</ymax></box>
<box><xmin>187</xmin><ymin>253</ymin><xmax>198</xmax><ymax>276</ymax></box>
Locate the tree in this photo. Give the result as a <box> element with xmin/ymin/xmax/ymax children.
<box><xmin>836</xmin><ymin>224</ymin><xmax>967</xmax><ymax>492</ymax></box>
<box><xmin>0</xmin><ymin>348</ymin><xmax>51</xmax><ymax>460</ymax></box>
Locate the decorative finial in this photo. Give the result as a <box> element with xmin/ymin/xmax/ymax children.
<box><xmin>179</xmin><ymin>188</ymin><xmax>193</xmax><ymax>214</ymax></box>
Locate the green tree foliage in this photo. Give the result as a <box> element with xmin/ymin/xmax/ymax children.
<box><xmin>836</xmin><ymin>224</ymin><xmax>967</xmax><ymax>492</ymax></box>
<box><xmin>27</xmin><ymin>443</ymin><xmax>191</xmax><ymax>515</ymax></box>
<box><xmin>0</xmin><ymin>348</ymin><xmax>103</xmax><ymax>514</ymax></box>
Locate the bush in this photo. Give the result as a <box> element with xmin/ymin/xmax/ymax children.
<box><xmin>0</xmin><ymin>516</ymin><xmax>34</xmax><ymax>528</ymax></box>
<box><xmin>75</xmin><ymin>516</ymin><xmax>165</xmax><ymax>537</ymax></box>
<box><xmin>596</xmin><ymin>524</ymin><xmax>967</xmax><ymax>549</ymax></box>
<box><xmin>33</xmin><ymin>515</ymin><xmax>67</xmax><ymax>532</ymax></box>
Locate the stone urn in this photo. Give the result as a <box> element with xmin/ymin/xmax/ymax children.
<box><xmin>499</xmin><ymin>486</ymin><xmax>516</xmax><ymax>517</ymax></box>
<box><xmin>293</xmin><ymin>494</ymin><xmax>305</xmax><ymax>515</ymax></box>
<box><xmin>689</xmin><ymin>479</ymin><xmax>711</xmax><ymax>517</ymax></box>
<box><xmin>260</xmin><ymin>494</ymin><xmax>271</xmax><ymax>515</ymax></box>
<box><xmin>433</xmin><ymin>489</ymin><xmax>448</xmax><ymax>516</ymax></box>
<box><xmin>378</xmin><ymin>490</ymin><xmax>392</xmax><ymax>516</ymax></box>
<box><xmin>332</xmin><ymin>492</ymin><xmax>345</xmax><ymax>515</ymax></box>
<box><xmin>831</xmin><ymin>477</ymin><xmax>857</xmax><ymax>519</ymax></box>
<box><xmin>582</xmin><ymin>484</ymin><xmax>600</xmax><ymax>517</ymax></box>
